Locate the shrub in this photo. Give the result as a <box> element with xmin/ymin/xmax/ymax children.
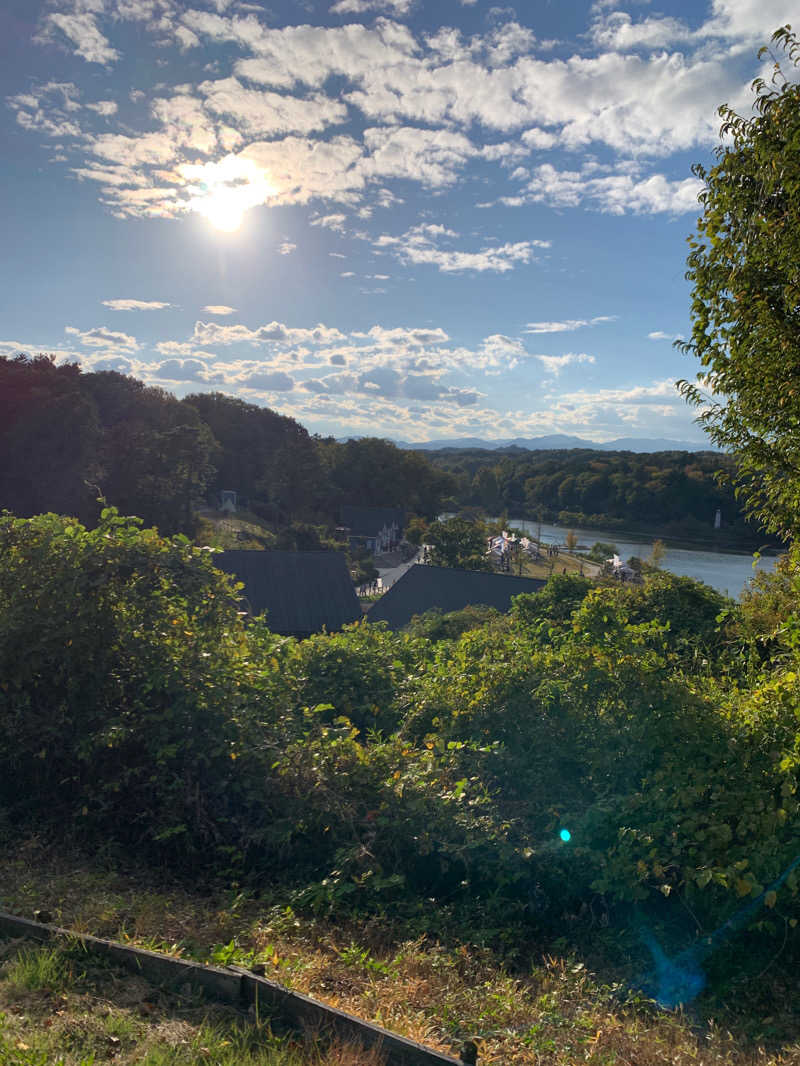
<box><xmin>0</xmin><ymin>509</ymin><xmax>270</xmax><ymax>863</ymax></box>
<box><xmin>404</xmin><ymin>604</ymin><xmax>502</xmax><ymax>642</ymax></box>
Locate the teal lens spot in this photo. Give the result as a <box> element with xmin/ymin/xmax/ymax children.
<box><xmin>560</xmin><ymin>829</ymin><xmax>571</xmax><ymax>842</ymax></box>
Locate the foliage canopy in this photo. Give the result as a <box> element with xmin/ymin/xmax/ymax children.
<box><xmin>679</xmin><ymin>27</ymin><xmax>800</xmax><ymax>538</ymax></box>
<box><xmin>1</xmin><ymin>510</ymin><xmax>798</xmax><ymax>941</ymax></box>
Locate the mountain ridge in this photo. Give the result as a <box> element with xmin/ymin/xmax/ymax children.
<box><xmin>338</xmin><ymin>433</ymin><xmax>718</xmax><ymax>453</ymax></box>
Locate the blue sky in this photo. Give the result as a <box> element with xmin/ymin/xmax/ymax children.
<box><xmin>1</xmin><ymin>0</ymin><xmax>795</xmax><ymax>442</ymax></box>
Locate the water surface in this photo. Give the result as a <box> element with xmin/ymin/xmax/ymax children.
<box><xmin>498</xmin><ymin>519</ymin><xmax>778</xmax><ymax>598</ymax></box>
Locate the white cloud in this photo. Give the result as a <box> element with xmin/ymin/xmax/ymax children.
<box><xmin>518</xmin><ymin>164</ymin><xmax>704</xmax><ymax>215</ymax></box>
<box><xmin>330</xmin><ymin>0</ymin><xmax>415</xmax><ymax>16</ymax></box>
<box><xmin>150</xmin><ymin>93</ymin><xmax>218</xmax><ymax>154</ymax></box>
<box><xmin>20</xmin><ymin>5</ymin><xmax>762</xmax><ymax>226</ymax></box>
<box><xmin>226</xmin><ymin>21</ymin><xmax>421</xmax><ymax>90</ymax></box>
<box><xmin>703</xmin><ymin>0</ymin><xmax>799</xmax><ymax>41</ymax></box>
<box><xmin>85</xmin><ymin>100</ymin><xmax>118</xmax><ymax>115</ymax></box>
<box><xmin>152</xmin><ymin>357</ymin><xmax>213</xmax><ymax>382</ymax></box>
<box><xmin>7</xmin><ymin>82</ymin><xmax>85</xmax><ymax>139</ymax></box>
<box><xmin>589</xmin><ymin>12</ymin><xmax>693</xmax><ymax>52</ymax></box>
<box><xmin>311</xmin><ymin>213</ymin><xmax>348</xmax><ymax>232</ymax></box>
<box><xmin>363</xmin><ymin>126</ymin><xmax>478</xmax><ymax>186</ymax></box>
<box><xmin>38</xmin><ymin>11</ymin><xmax>119</xmax><ymax>66</ymax></box>
<box><xmin>590</xmin><ymin>1</ymin><xmax>800</xmax><ymax>55</ymax></box>
<box><xmin>238</xmin><ymin>370</ymin><xmax>296</xmax><ymax>391</ymax></box>
<box><xmin>540</xmin><ymin>379</ymin><xmax>687</xmax><ymax>434</ymax></box>
<box><xmin>191</xmin><ymin>320</ymin><xmax>346</xmax><ymax>346</ymax></box>
<box><xmin>537</xmin><ymin>352</ymin><xmax>596</xmax><ymax>376</ymax></box>
<box><xmin>376</xmin><ymin>223</ymin><xmax>546</xmax><ymax>273</ymax></box>
<box><xmin>65</xmin><ymin>325</ymin><xmax>139</xmax><ymax>350</ymax></box>
<box><xmin>17</xmin><ymin>0</ymin><xmax>788</xmax><ymax>247</ymax></box>
<box><xmin>279</xmin><ymin>241</ymin><xmax>297</xmax><ymax>255</ymax></box>
<box><xmin>11</xmin><ymin>313</ymin><xmax>703</xmax><ymax>443</ymax></box>
<box><xmin>102</xmin><ymin>298</ymin><xmax>172</xmax><ymax>311</ymax></box>
<box><xmin>359</xmin><ymin>325</ymin><xmax>450</xmax><ymax>346</ymax></box>
<box><xmin>199</xmin><ymin>77</ymin><xmax>348</xmax><ymax>136</ymax></box>
<box><xmin>525</xmin><ymin>316</ymin><xmax>615</xmax><ymax>333</ymax></box>
<box><xmin>202</xmin><ymin>304</ymin><xmax>237</xmax><ymax>314</ymax></box>
<box><xmin>648</xmin><ymin>330</ymin><xmax>682</xmax><ymax>341</ymax></box>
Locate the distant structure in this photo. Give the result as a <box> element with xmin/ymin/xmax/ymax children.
<box><xmin>219</xmin><ymin>489</ymin><xmax>238</xmax><ymax>514</ymax></box>
<box><xmin>606</xmin><ymin>553</ymin><xmax>638</xmax><ymax>582</ymax></box>
<box><xmin>714</xmin><ymin>508</ymin><xmax>722</xmax><ymax>529</ymax></box>
<box><xmin>340</xmin><ymin>505</ymin><xmax>404</xmax><ymax>556</ymax></box>
<box><xmin>487</xmin><ymin>529</ymin><xmax>542</xmax><ymax>571</ymax></box>
<box><xmin>367</xmin><ymin>564</ymin><xmax>546</xmax><ymax>630</ymax></box>
<box><xmin>215</xmin><ymin>550</ymin><xmax>362</xmax><ymax>638</ymax></box>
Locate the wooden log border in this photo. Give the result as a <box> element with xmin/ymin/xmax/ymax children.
<box><xmin>0</xmin><ymin>911</ymin><xmax>465</xmax><ymax>1066</ymax></box>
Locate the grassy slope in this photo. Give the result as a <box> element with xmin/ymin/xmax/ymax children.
<box><xmin>0</xmin><ymin>936</ymin><xmax>383</xmax><ymax>1066</ymax></box>
<box><xmin>2</xmin><ymin>841</ymin><xmax>798</xmax><ymax>1065</ymax></box>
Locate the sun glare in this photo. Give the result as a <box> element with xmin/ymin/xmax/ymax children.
<box><xmin>202</xmin><ymin>192</ymin><xmax>245</xmax><ymax>232</ymax></box>
<box><xmin>181</xmin><ymin>155</ymin><xmax>274</xmax><ymax>234</ymax></box>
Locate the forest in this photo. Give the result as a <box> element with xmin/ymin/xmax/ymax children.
<box><xmin>426</xmin><ymin>446</ymin><xmax>768</xmax><ymax>549</ymax></box>
<box><xmin>0</xmin><ymin>352</ymin><xmax>769</xmax><ymax>554</ymax></box>
<box><xmin>0</xmin><ymin>352</ymin><xmax>452</xmax><ymax>587</ymax></box>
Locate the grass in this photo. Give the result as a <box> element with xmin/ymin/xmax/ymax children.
<box><xmin>195</xmin><ymin>510</ymin><xmax>279</xmax><ymax>551</ymax></box>
<box><xmin>0</xmin><ymin>937</ymin><xmax>385</xmax><ymax>1066</ymax></box>
<box><xmin>505</xmin><ymin>549</ymin><xmax>598</xmax><ymax>582</ymax></box>
<box><xmin>1</xmin><ymin>838</ymin><xmax>799</xmax><ymax>1065</ymax></box>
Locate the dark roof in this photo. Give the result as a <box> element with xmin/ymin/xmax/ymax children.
<box><xmin>340</xmin><ymin>505</ymin><xmax>405</xmax><ymax>537</ymax></box>
<box><xmin>367</xmin><ymin>564</ymin><xmax>546</xmax><ymax>630</ymax></box>
<box><xmin>215</xmin><ymin>550</ymin><xmax>362</xmax><ymax>635</ymax></box>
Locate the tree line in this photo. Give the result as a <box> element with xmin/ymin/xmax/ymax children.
<box><xmin>2</xmin><ymin>353</ymin><xmax>774</xmax><ymax>555</ymax></box>
<box><xmin>0</xmin><ymin>354</ymin><xmax>453</xmax><ymax>535</ymax></box>
<box><xmin>426</xmin><ymin>446</ymin><xmax>771</xmax><ymax>548</ymax></box>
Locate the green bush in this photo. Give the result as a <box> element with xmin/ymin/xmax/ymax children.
<box><xmin>405</xmin><ymin>604</ymin><xmax>502</xmax><ymax>642</ymax></box>
<box><xmin>0</xmin><ymin>509</ymin><xmax>269</xmax><ymax>863</ymax></box>
<box><xmin>511</xmin><ymin>572</ymin><xmax>593</xmax><ymax>626</ymax></box>
<box><xmin>286</xmin><ymin>623</ymin><xmax>422</xmax><ymax>734</ymax></box>
<box><xmin>1</xmin><ymin>508</ymin><xmax>798</xmax><ymax>931</ymax></box>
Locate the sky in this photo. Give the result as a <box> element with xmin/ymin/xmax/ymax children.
<box><xmin>1</xmin><ymin>0</ymin><xmax>796</xmax><ymax>443</ymax></box>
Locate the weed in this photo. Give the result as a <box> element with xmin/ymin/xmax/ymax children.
<box><xmin>1</xmin><ymin>946</ymin><xmax>78</xmax><ymax>996</ymax></box>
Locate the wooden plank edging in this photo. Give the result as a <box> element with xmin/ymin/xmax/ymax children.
<box><xmin>0</xmin><ymin>911</ymin><xmax>464</xmax><ymax>1066</ymax></box>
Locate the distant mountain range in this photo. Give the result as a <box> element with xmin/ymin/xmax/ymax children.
<box><xmin>387</xmin><ymin>434</ymin><xmax>718</xmax><ymax>453</ymax></box>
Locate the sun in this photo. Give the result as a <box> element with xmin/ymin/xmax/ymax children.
<box><xmin>202</xmin><ymin>191</ymin><xmax>245</xmax><ymax>232</ymax></box>
<box><xmin>182</xmin><ymin>155</ymin><xmax>275</xmax><ymax>234</ymax></box>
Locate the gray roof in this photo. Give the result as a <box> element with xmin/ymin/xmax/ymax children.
<box><xmin>367</xmin><ymin>564</ymin><xmax>546</xmax><ymax>630</ymax></box>
<box><xmin>215</xmin><ymin>550</ymin><xmax>362</xmax><ymax>635</ymax></box>
<box><xmin>340</xmin><ymin>505</ymin><xmax>405</xmax><ymax>537</ymax></box>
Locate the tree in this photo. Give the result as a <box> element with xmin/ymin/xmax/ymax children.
<box><xmin>678</xmin><ymin>27</ymin><xmax>800</xmax><ymax>538</ymax></box>
<box><xmin>647</xmin><ymin>538</ymin><xmax>667</xmax><ymax>569</ymax></box>
<box><xmin>0</xmin><ymin>354</ymin><xmax>101</xmax><ymax>523</ymax></box>
<box><xmin>426</xmin><ymin>516</ymin><xmax>492</xmax><ymax>571</ymax></box>
<box><xmin>84</xmin><ymin>372</ymin><xmax>218</xmax><ymax>534</ymax></box>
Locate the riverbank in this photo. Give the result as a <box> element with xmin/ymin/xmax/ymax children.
<box><xmin>504</xmin><ymin>518</ymin><xmax>782</xmax><ymax>556</ymax></box>
<box><xmin>486</xmin><ymin>518</ymin><xmax>780</xmax><ymax>597</ymax></box>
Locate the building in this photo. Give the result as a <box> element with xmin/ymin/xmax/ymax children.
<box><xmin>367</xmin><ymin>564</ymin><xmax>546</xmax><ymax>630</ymax></box>
<box><xmin>340</xmin><ymin>505</ymin><xmax>405</xmax><ymax>555</ymax></box>
<box><xmin>215</xmin><ymin>550</ymin><xmax>362</xmax><ymax>637</ymax></box>
<box><xmin>219</xmin><ymin>489</ymin><xmax>238</xmax><ymax>513</ymax></box>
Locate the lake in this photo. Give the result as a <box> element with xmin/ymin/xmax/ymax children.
<box><xmin>497</xmin><ymin>518</ymin><xmax>778</xmax><ymax>598</ymax></box>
